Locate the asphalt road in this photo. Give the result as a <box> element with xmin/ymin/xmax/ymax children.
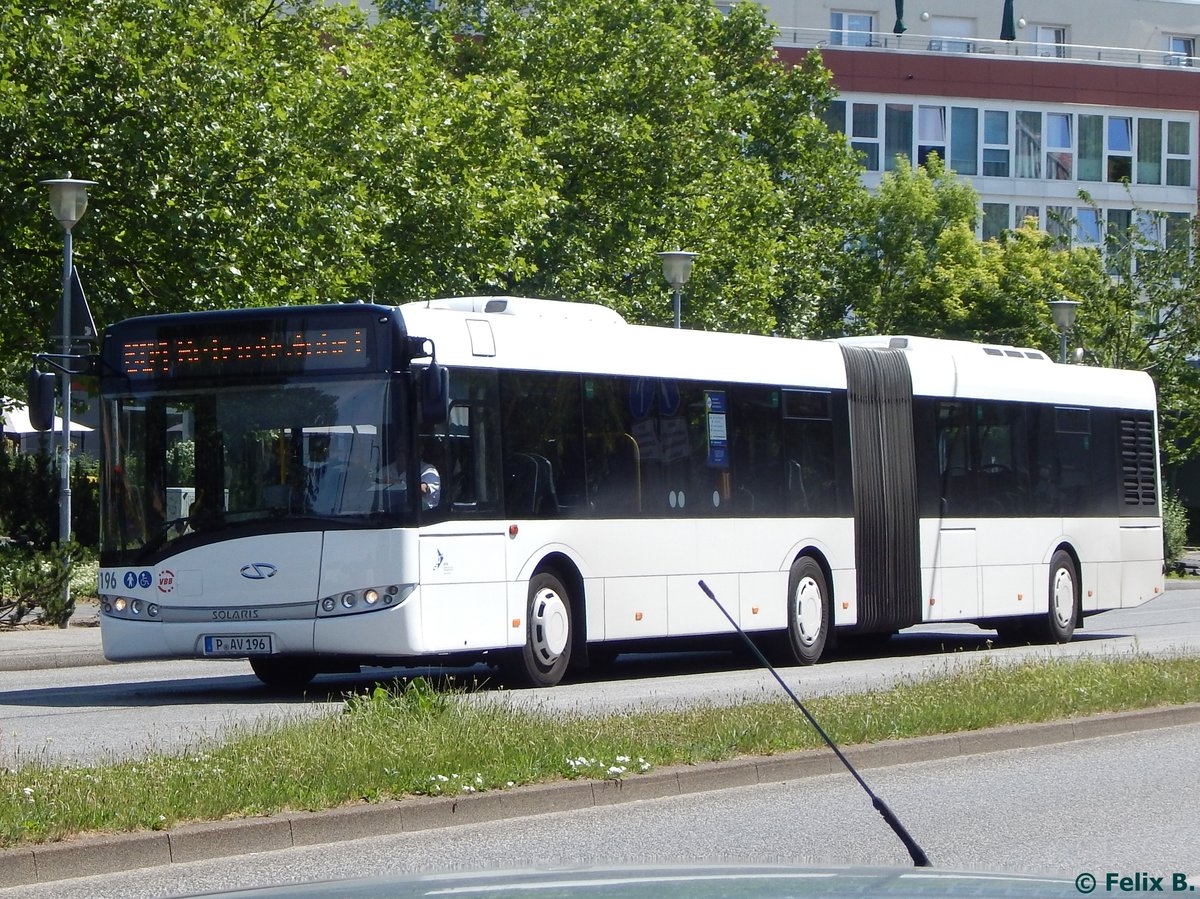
<box><xmin>7</xmin><ymin>721</ymin><xmax>1199</xmax><ymax>899</ymax></box>
<box><xmin>3</xmin><ymin>586</ymin><xmax>1199</xmax><ymax>766</ymax></box>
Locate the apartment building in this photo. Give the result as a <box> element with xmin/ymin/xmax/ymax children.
<box><xmin>755</xmin><ymin>0</ymin><xmax>1199</xmax><ymax>243</ymax></box>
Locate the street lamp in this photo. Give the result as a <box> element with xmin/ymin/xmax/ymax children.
<box><xmin>1049</xmin><ymin>299</ymin><xmax>1080</xmax><ymax>364</ymax></box>
<box><xmin>39</xmin><ymin>173</ymin><xmax>96</xmax><ymax>609</ymax></box>
<box><xmin>657</xmin><ymin>249</ymin><xmax>698</xmax><ymax>330</ymax></box>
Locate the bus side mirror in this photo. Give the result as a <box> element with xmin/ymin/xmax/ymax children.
<box><xmin>27</xmin><ymin>369</ymin><xmax>56</xmax><ymax>432</ymax></box>
<box><xmin>421</xmin><ymin>363</ymin><xmax>449</xmax><ymax>426</ymax></box>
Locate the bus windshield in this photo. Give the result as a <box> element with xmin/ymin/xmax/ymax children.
<box><xmin>100</xmin><ymin>376</ymin><xmax>409</xmax><ymax>563</ymax></box>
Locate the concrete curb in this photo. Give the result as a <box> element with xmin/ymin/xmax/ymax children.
<box><xmin>3</xmin><ymin>702</ymin><xmax>1199</xmax><ymax>888</ymax></box>
<box><xmin>0</xmin><ymin>647</ymin><xmax>109</xmax><ymax>672</ymax></box>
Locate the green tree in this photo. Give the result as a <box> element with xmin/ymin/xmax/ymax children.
<box><xmin>385</xmin><ymin>0</ymin><xmax>867</xmax><ymax>334</ymax></box>
<box><xmin>0</xmin><ymin>0</ymin><xmax>554</xmax><ymax>395</ymax></box>
<box><xmin>1078</xmin><ymin>212</ymin><xmax>1200</xmax><ymax>465</ymax></box>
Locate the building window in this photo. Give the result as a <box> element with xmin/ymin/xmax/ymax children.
<box><xmin>1034</xmin><ymin>25</ymin><xmax>1068</xmax><ymax>58</ymax></box>
<box><xmin>851</xmin><ymin>102</ymin><xmax>880</xmax><ymax>170</ymax></box>
<box><xmin>1137</xmin><ymin>118</ymin><xmax>1162</xmax><ymax>184</ymax></box>
<box><xmin>1015</xmin><ymin>205</ymin><xmax>1040</xmax><ymax>228</ymax></box>
<box><xmin>1167</xmin><ymin>35</ymin><xmax>1195</xmax><ymax>65</ymax></box>
<box><xmin>1075</xmin><ymin>208</ymin><xmax>1101</xmax><ymax>244</ymax></box>
<box><xmin>1078</xmin><ymin>114</ymin><xmax>1103</xmax><ymax>181</ymax></box>
<box><xmin>1047</xmin><ymin>205</ymin><xmax>1073</xmax><ymax>240</ymax></box>
<box><xmin>927</xmin><ymin>16</ymin><xmax>975</xmax><ymax>53</ymax></box>
<box><xmin>917</xmin><ymin>106</ymin><xmax>946</xmax><ymax>166</ymax></box>
<box><xmin>1045</xmin><ymin>113</ymin><xmax>1072</xmax><ymax>180</ymax></box>
<box><xmin>982</xmin><ymin>203</ymin><xmax>1009</xmax><ymax>240</ymax></box>
<box><xmin>1165</xmin><ymin>212</ymin><xmax>1191</xmax><ymax>251</ymax></box>
<box><xmin>884</xmin><ymin>103</ymin><xmax>913</xmax><ymax>170</ymax></box>
<box><xmin>1016</xmin><ymin>110</ymin><xmax>1042</xmax><ymax>178</ymax></box>
<box><xmin>1167</xmin><ymin>121</ymin><xmax>1192</xmax><ymax>187</ymax></box>
<box><xmin>830</xmin><ymin>12</ymin><xmax>875</xmax><ymax>46</ymax></box>
<box><xmin>1106</xmin><ymin>208</ymin><xmax>1133</xmax><ymax>272</ymax></box>
<box><xmin>950</xmin><ymin>107</ymin><xmax>978</xmax><ymax>175</ymax></box>
<box><xmin>1107</xmin><ymin>117</ymin><xmax>1133</xmax><ymax>182</ymax></box>
<box><xmin>822</xmin><ymin>100</ymin><xmax>846</xmax><ymax>135</ymax></box>
<box><xmin>982</xmin><ymin>110</ymin><xmax>1009</xmax><ymax>176</ymax></box>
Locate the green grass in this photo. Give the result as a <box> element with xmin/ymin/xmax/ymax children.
<box><xmin>4</xmin><ymin>654</ymin><xmax>1200</xmax><ymax>848</ymax></box>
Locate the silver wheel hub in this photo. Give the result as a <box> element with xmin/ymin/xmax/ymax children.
<box><xmin>1052</xmin><ymin>567</ymin><xmax>1074</xmax><ymax>628</ymax></box>
<box><xmin>531</xmin><ymin>587</ymin><xmax>569</xmax><ymax>663</ymax></box>
<box><xmin>793</xmin><ymin>576</ymin><xmax>823</xmax><ymax>646</ymax></box>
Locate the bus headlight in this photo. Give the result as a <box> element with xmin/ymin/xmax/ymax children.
<box><xmin>322</xmin><ymin>597</ymin><xmax>336</xmax><ymax>613</ymax></box>
<box><xmin>341</xmin><ymin>593</ymin><xmax>357</xmax><ymax>609</ymax></box>
<box><xmin>363</xmin><ymin>589</ymin><xmax>379</xmax><ymax>606</ymax></box>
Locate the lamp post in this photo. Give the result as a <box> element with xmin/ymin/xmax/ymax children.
<box><xmin>1049</xmin><ymin>299</ymin><xmax>1080</xmax><ymax>364</ymax></box>
<box><xmin>39</xmin><ymin>173</ymin><xmax>96</xmax><ymax>608</ymax></box>
<box><xmin>657</xmin><ymin>250</ymin><xmax>698</xmax><ymax>330</ymax></box>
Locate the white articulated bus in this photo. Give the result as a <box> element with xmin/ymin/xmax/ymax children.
<box><xmin>92</xmin><ymin>297</ymin><xmax>1163</xmax><ymax>687</ymax></box>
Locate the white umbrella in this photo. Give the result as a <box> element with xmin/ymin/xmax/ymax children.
<box><xmin>2</xmin><ymin>403</ymin><xmax>93</xmax><ymax>435</ymax></box>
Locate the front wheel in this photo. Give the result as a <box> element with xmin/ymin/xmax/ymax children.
<box><xmin>250</xmin><ymin>656</ymin><xmax>317</xmax><ymax>689</ymax></box>
<box><xmin>785</xmin><ymin>557</ymin><xmax>830</xmax><ymax>665</ymax></box>
<box><xmin>516</xmin><ymin>573</ymin><xmax>573</xmax><ymax>687</ymax></box>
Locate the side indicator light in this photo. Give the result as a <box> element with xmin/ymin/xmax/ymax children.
<box><xmin>512</xmin><ymin>618</ymin><xmax>521</xmax><ymax>628</ymax></box>
<box><xmin>635</xmin><ymin>611</ymin><xmax>644</xmax><ymax>621</ymax></box>
<box><xmin>929</xmin><ymin>597</ymin><xmax>937</xmax><ymax>606</ymax></box>
<box><xmin>1017</xmin><ymin>593</ymin><xmax>1024</xmax><ymax>601</ymax></box>
<box><xmin>508</xmin><ymin>525</ymin><xmax>518</xmax><ymax>538</ymax></box>
<box><xmin>751</xmin><ymin>606</ymin><xmax>759</xmax><ymax>615</ymax></box>
<box><xmin>1088</xmin><ymin>590</ymin><xmax>1094</xmax><ymax>598</ymax></box>
<box><xmin>842</xmin><ymin>601</ymin><xmax>849</xmax><ymax>610</ymax></box>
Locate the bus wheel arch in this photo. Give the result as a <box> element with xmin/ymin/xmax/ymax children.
<box><xmin>516</xmin><ymin>554</ymin><xmax>584</xmax><ymax>687</ymax></box>
<box><xmin>786</xmin><ymin>551</ymin><xmax>833</xmax><ymax>665</ymax></box>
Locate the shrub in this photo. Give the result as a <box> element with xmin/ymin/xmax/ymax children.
<box><xmin>1163</xmin><ymin>489</ymin><xmax>1189</xmax><ymax>569</ymax></box>
<box><xmin>0</xmin><ymin>541</ymin><xmax>85</xmax><ymax>628</ymax></box>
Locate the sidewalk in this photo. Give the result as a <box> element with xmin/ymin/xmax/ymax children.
<box><xmin>0</xmin><ymin>602</ymin><xmax>108</xmax><ymax>672</ymax></box>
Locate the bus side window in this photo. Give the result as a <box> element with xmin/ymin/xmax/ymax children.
<box><xmin>782</xmin><ymin>389</ymin><xmax>836</xmax><ymax>517</ymax></box>
<box><xmin>582</xmin><ymin>376</ymin><xmax>641</xmax><ymax>517</ymax></box>
<box><xmin>974</xmin><ymin>401</ymin><xmax>1030</xmax><ymax>515</ymax></box>
<box><xmin>500</xmin><ymin>371</ymin><xmax>584</xmax><ymax>519</ymax></box>
<box><xmin>1054</xmin><ymin>406</ymin><xmax>1092</xmax><ymax>515</ymax></box>
<box><xmin>730</xmin><ymin>385</ymin><xmax>784</xmax><ymax>517</ymax></box>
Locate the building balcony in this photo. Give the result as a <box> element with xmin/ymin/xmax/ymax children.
<box><xmin>780</xmin><ymin>27</ymin><xmax>1198</xmax><ymax>70</ymax></box>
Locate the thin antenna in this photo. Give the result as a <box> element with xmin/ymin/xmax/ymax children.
<box><xmin>697</xmin><ymin>579</ymin><xmax>931</xmax><ymax>868</ymax></box>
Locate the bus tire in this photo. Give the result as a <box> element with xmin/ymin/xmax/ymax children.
<box><xmin>1039</xmin><ymin>550</ymin><xmax>1079</xmax><ymax>643</ymax></box>
<box><xmin>519</xmin><ymin>572</ymin><xmax>573</xmax><ymax>687</ymax></box>
<box><xmin>786</xmin><ymin>557</ymin><xmax>830</xmax><ymax>665</ymax></box>
<box><xmin>250</xmin><ymin>656</ymin><xmax>317</xmax><ymax>689</ymax></box>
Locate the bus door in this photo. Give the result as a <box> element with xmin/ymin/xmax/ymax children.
<box><xmin>415</xmin><ymin>369</ymin><xmax>511</xmax><ymax>651</ymax></box>
<box><xmin>929</xmin><ymin>399</ymin><xmax>981</xmax><ymax>620</ymax></box>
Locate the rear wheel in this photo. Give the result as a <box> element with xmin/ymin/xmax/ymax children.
<box><xmin>786</xmin><ymin>557</ymin><xmax>830</xmax><ymax>665</ymax></box>
<box><xmin>250</xmin><ymin>657</ymin><xmax>317</xmax><ymax>689</ymax></box>
<box><xmin>516</xmin><ymin>573</ymin><xmax>573</xmax><ymax>687</ymax></box>
<box><xmin>1038</xmin><ymin>550</ymin><xmax>1079</xmax><ymax>643</ymax></box>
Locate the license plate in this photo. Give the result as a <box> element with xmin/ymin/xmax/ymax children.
<box><xmin>203</xmin><ymin>635</ymin><xmax>273</xmax><ymax>656</ymax></box>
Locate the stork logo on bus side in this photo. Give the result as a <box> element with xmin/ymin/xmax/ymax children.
<box><xmin>240</xmin><ymin>562</ymin><xmax>278</xmax><ymax>580</ymax></box>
